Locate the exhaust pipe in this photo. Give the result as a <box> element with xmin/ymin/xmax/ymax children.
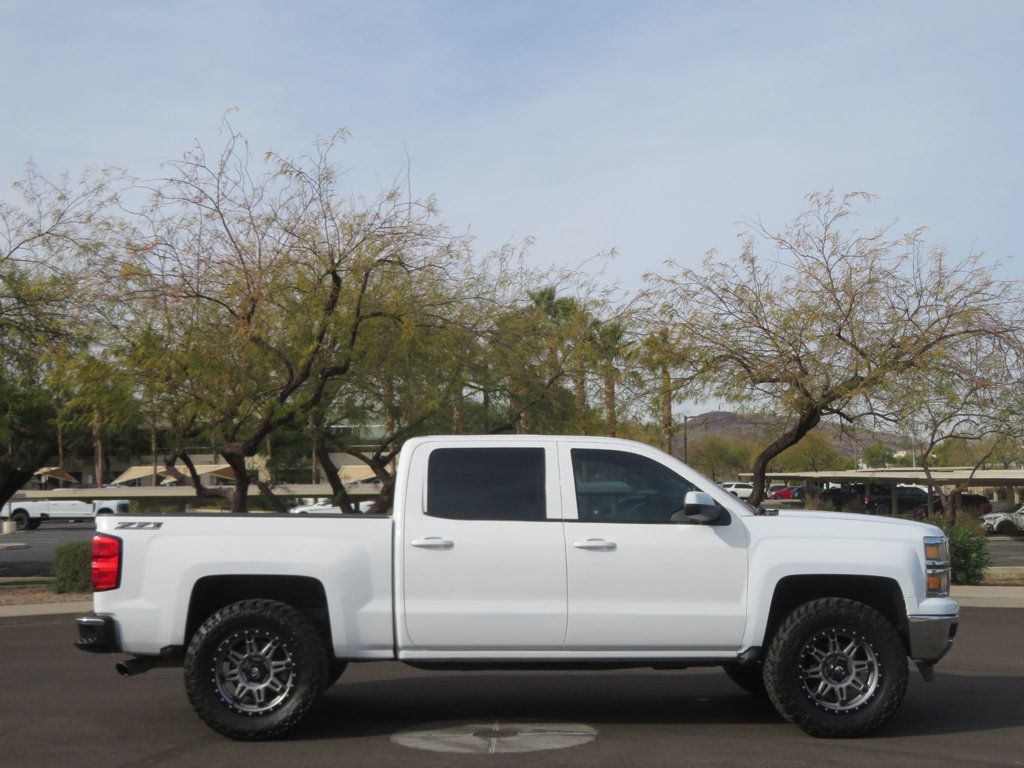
<box><xmin>116</xmin><ymin>656</ymin><xmax>158</xmax><ymax>677</ymax></box>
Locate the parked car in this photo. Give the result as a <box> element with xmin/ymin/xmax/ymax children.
<box><xmin>981</xmin><ymin>505</ymin><xmax>1024</xmax><ymax>535</ymax></box>
<box><xmin>819</xmin><ymin>483</ymin><xmax>931</xmax><ymax>516</ymax></box>
<box><xmin>768</xmin><ymin>486</ymin><xmax>805</xmax><ymax>501</ymax></box>
<box><xmin>1</xmin><ymin>497</ymin><xmax>129</xmax><ymax>530</ymax></box>
<box><xmin>75</xmin><ymin>435</ymin><xmax>957</xmax><ymax>740</ymax></box>
<box><xmin>719</xmin><ymin>481</ymin><xmax>753</xmax><ymax>500</ymax></box>
<box><xmin>910</xmin><ymin>493</ymin><xmax>992</xmax><ymax>520</ymax></box>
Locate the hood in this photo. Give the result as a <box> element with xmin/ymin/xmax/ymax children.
<box><xmin>778</xmin><ymin>508</ymin><xmax>944</xmax><ymax>537</ymax></box>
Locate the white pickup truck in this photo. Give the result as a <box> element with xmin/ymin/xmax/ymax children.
<box><xmin>74</xmin><ymin>436</ymin><xmax>958</xmax><ymax>741</ymax></box>
<box><xmin>2</xmin><ymin>496</ymin><xmax>129</xmax><ymax>530</ymax></box>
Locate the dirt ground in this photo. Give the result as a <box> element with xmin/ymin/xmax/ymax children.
<box><xmin>0</xmin><ymin>586</ymin><xmax>90</xmax><ymax>605</ymax></box>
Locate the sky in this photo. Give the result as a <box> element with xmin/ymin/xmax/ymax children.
<box><xmin>2</xmin><ymin>0</ymin><xmax>1023</xmax><ymax>289</ymax></box>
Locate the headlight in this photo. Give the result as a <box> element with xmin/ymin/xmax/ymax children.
<box><xmin>924</xmin><ymin>535</ymin><xmax>951</xmax><ymax>597</ymax></box>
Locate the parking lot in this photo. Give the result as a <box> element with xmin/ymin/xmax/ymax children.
<box><xmin>0</xmin><ymin>606</ymin><xmax>1020</xmax><ymax>767</ymax></box>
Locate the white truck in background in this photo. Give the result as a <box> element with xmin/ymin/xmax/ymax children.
<box><xmin>2</xmin><ymin>496</ymin><xmax>129</xmax><ymax>530</ymax></box>
<box><xmin>74</xmin><ymin>435</ymin><xmax>958</xmax><ymax>741</ymax></box>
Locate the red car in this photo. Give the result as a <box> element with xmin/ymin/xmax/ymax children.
<box><xmin>768</xmin><ymin>486</ymin><xmax>804</xmax><ymax>500</ymax></box>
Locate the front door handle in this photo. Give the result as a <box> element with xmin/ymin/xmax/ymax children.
<box><xmin>573</xmin><ymin>538</ymin><xmax>617</xmax><ymax>551</ymax></box>
<box><xmin>410</xmin><ymin>537</ymin><xmax>454</xmax><ymax>550</ymax></box>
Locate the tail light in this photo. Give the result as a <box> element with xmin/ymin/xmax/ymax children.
<box><xmin>864</xmin><ymin>497</ymin><xmax>871</xmax><ymax>505</ymax></box>
<box><xmin>92</xmin><ymin>534</ymin><xmax>122</xmax><ymax>591</ymax></box>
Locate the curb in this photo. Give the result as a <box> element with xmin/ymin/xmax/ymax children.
<box><xmin>0</xmin><ymin>543</ymin><xmax>28</xmax><ymax>551</ymax></box>
<box><xmin>0</xmin><ymin>600</ymin><xmax>92</xmax><ymax>618</ymax></box>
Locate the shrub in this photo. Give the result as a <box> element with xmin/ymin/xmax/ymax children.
<box><xmin>924</xmin><ymin>515</ymin><xmax>990</xmax><ymax>585</ymax></box>
<box><xmin>52</xmin><ymin>540</ymin><xmax>92</xmax><ymax>593</ymax></box>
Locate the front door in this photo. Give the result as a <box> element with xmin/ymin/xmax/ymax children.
<box><xmin>401</xmin><ymin>442</ymin><xmax>567</xmax><ymax>651</ymax></box>
<box><xmin>560</xmin><ymin>445</ymin><xmax>748</xmax><ymax>652</ymax></box>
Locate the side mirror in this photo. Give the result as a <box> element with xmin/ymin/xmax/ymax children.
<box><xmin>681</xmin><ymin>491</ymin><xmax>725</xmax><ymax>525</ymax></box>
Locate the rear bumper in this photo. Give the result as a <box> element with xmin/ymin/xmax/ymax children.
<box><xmin>907</xmin><ymin>613</ymin><xmax>958</xmax><ymax>663</ymax></box>
<box><xmin>73</xmin><ymin>613</ymin><xmax>121</xmax><ymax>654</ymax></box>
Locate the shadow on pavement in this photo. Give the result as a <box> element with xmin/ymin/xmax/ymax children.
<box><xmin>297</xmin><ymin>668</ymin><xmax>1024</xmax><ymax>741</ymax></box>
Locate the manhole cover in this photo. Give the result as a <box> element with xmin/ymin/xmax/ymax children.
<box><xmin>390</xmin><ymin>721</ymin><xmax>598</xmax><ymax>754</ymax></box>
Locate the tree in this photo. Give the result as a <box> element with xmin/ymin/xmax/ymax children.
<box><xmin>771</xmin><ymin>432</ymin><xmax>853</xmax><ymax>472</ymax></box>
<box><xmin>687</xmin><ymin>435</ymin><xmax>755</xmax><ymax>481</ymax></box>
<box><xmin>0</xmin><ymin>164</ymin><xmax>124</xmax><ymax>506</ymax></box>
<box><xmin>118</xmin><ymin>125</ymin><xmax>461</xmax><ymax>512</ymax></box>
<box><xmin>862</xmin><ymin>442</ymin><xmax>896</xmax><ymax>468</ymax></box>
<box><xmin>645</xmin><ymin>191</ymin><xmax>1023</xmax><ymax>505</ymax></box>
<box><xmin>889</xmin><ymin>335</ymin><xmax>1024</xmax><ymax>521</ymax></box>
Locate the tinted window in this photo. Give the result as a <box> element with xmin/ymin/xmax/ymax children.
<box><xmin>427</xmin><ymin>448</ymin><xmax>546</xmax><ymax>521</ymax></box>
<box><xmin>571</xmin><ymin>449</ymin><xmax>698</xmax><ymax>523</ymax></box>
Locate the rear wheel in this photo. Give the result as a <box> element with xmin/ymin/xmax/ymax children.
<box><xmin>764</xmin><ymin>598</ymin><xmax>908</xmax><ymax>738</ymax></box>
<box><xmin>11</xmin><ymin>510</ymin><xmax>29</xmax><ymax>530</ymax></box>
<box><xmin>184</xmin><ymin>599</ymin><xmax>329</xmax><ymax>740</ymax></box>
<box><xmin>723</xmin><ymin>662</ymin><xmax>767</xmax><ymax>698</ymax></box>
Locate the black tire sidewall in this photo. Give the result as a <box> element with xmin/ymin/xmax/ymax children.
<box><xmin>765</xmin><ymin>599</ymin><xmax>907</xmax><ymax>737</ymax></box>
<box><xmin>12</xmin><ymin>511</ymin><xmax>29</xmax><ymax>530</ymax></box>
<box><xmin>184</xmin><ymin>600</ymin><xmax>328</xmax><ymax>740</ymax></box>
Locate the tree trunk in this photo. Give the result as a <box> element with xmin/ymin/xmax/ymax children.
<box><xmin>573</xmin><ymin>357</ymin><xmax>587</xmax><ymax>432</ymax></box>
<box><xmin>92</xmin><ymin>411</ymin><xmax>104</xmax><ymax>487</ymax></box>
<box><xmin>57</xmin><ymin>423</ymin><xmax>65</xmax><ymax>484</ymax></box>
<box><xmin>604</xmin><ymin>370</ymin><xmax>617</xmax><ymax>437</ymax></box>
<box><xmin>221</xmin><ymin>449</ymin><xmax>251</xmax><ymax>513</ymax></box>
<box><xmin>452</xmin><ymin>383</ymin><xmax>464</xmax><ymax>434</ymax></box>
<box><xmin>660</xmin><ymin>364</ymin><xmax>673</xmax><ymax>453</ymax></box>
<box><xmin>151</xmin><ymin>425</ymin><xmax>158</xmax><ymax>487</ymax></box>
<box><xmin>749</xmin><ymin>408</ymin><xmax>822</xmax><ymax>506</ymax></box>
<box><xmin>315</xmin><ymin>445</ymin><xmax>356</xmax><ymax>514</ymax></box>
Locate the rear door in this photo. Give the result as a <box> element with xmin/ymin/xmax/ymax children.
<box><xmin>560</xmin><ymin>444</ymin><xmax>748</xmax><ymax>652</ymax></box>
<box><xmin>400</xmin><ymin>441</ymin><xmax>567</xmax><ymax>651</ymax></box>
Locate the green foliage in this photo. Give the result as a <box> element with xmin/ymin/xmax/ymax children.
<box><xmin>770</xmin><ymin>432</ymin><xmax>853</xmax><ymax>472</ymax></box>
<box><xmin>52</xmin><ymin>540</ymin><xmax>92</xmax><ymax>593</ymax></box>
<box><xmin>924</xmin><ymin>515</ymin><xmax>990</xmax><ymax>585</ymax></box>
<box><xmin>862</xmin><ymin>442</ymin><xmax>895</xmax><ymax>468</ymax></box>
<box><xmin>687</xmin><ymin>435</ymin><xmax>755</xmax><ymax>481</ymax></box>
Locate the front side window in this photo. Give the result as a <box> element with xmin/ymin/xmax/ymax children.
<box><xmin>427</xmin><ymin>447</ymin><xmax>546</xmax><ymax>521</ymax></box>
<box><xmin>571</xmin><ymin>449</ymin><xmax>699</xmax><ymax>523</ymax></box>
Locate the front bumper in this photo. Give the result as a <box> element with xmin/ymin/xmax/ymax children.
<box><xmin>73</xmin><ymin>613</ymin><xmax>121</xmax><ymax>654</ymax></box>
<box><xmin>908</xmin><ymin>613</ymin><xmax>958</xmax><ymax>663</ymax></box>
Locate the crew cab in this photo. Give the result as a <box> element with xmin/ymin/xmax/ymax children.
<box><xmin>1</xmin><ymin>496</ymin><xmax>129</xmax><ymax>530</ymax></box>
<box><xmin>74</xmin><ymin>436</ymin><xmax>958</xmax><ymax>741</ymax></box>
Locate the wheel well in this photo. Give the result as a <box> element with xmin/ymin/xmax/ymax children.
<box><xmin>185</xmin><ymin>575</ymin><xmax>332</xmax><ymax>649</ymax></box>
<box><xmin>764</xmin><ymin>575</ymin><xmax>909</xmax><ymax>651</ymax></box>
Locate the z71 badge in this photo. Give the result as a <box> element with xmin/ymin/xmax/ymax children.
<box><xmin>114</xmin><ymin>521</ymin><xmax>163</xmax><ymax>530</ymax></box>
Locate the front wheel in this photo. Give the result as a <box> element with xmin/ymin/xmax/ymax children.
<box><xmin>996</xmin><ymin>520</ymin><xmax>1015</xmax><ymax>535</ymax></box>
<box><xmin>763</xmin><ymin>598</ymin><xmax>908</xmax><ymax>737</ymax></box>
<box><xmin>184</xmin><ymin>599</ymin><xmax>329</xmax><ymax>740</ymax></box>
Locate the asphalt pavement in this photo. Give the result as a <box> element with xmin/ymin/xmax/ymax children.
<box><xmin>0</xmin><ymin>606</ymin><xmax>1021</xmax><ymax>767</ymax></box>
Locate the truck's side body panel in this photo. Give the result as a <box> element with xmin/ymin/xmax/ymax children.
<box><xmin>94</xmin><ymin>515</ymin><xmax>394</xmax><ymax>658</ymax></box>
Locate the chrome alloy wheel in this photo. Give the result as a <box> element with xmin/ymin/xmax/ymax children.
<box><xmin>798</xmin><ymin>628</ymin><xmax>880</xmax><ymax>712</ymax></box>
<box><xmin>212</xmin><ymin>630</ymin><xmax>296</xmax><ymax>715</ymax></box>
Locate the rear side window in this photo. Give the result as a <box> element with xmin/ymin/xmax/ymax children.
<box><xmin>427</xmin><ymin>448</ymin><xmax>547</xmax><ymax>521</ymax></box>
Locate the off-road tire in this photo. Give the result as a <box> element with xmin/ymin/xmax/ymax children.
<box><xmin>184</xmin><ymin>599</ymin><xmax>329</xmax><ymax>740</ymax></box>
<box><xmin>764</xmin><ymin>598</ymin><xmax>908</xmax><ymax>738</ymax></box>
<box><xmin>723</xmin><ymin>662</ymin><xmax>768</xmax><ymax>698</ymax></box>
<box><xmin>11</xmin><ymin>510</ymin><xmax>29</xmax><ymax>530</ymax></box>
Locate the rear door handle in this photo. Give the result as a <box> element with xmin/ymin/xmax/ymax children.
<box><xmin>573</xmin><ymin>538</ymin><xmax>617</xmax><ymax>551</ymax></box>
<box><xmin>410</xmin><ymin>537</ymin><xmax>454</xmax><ymax>550</ymax></box>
